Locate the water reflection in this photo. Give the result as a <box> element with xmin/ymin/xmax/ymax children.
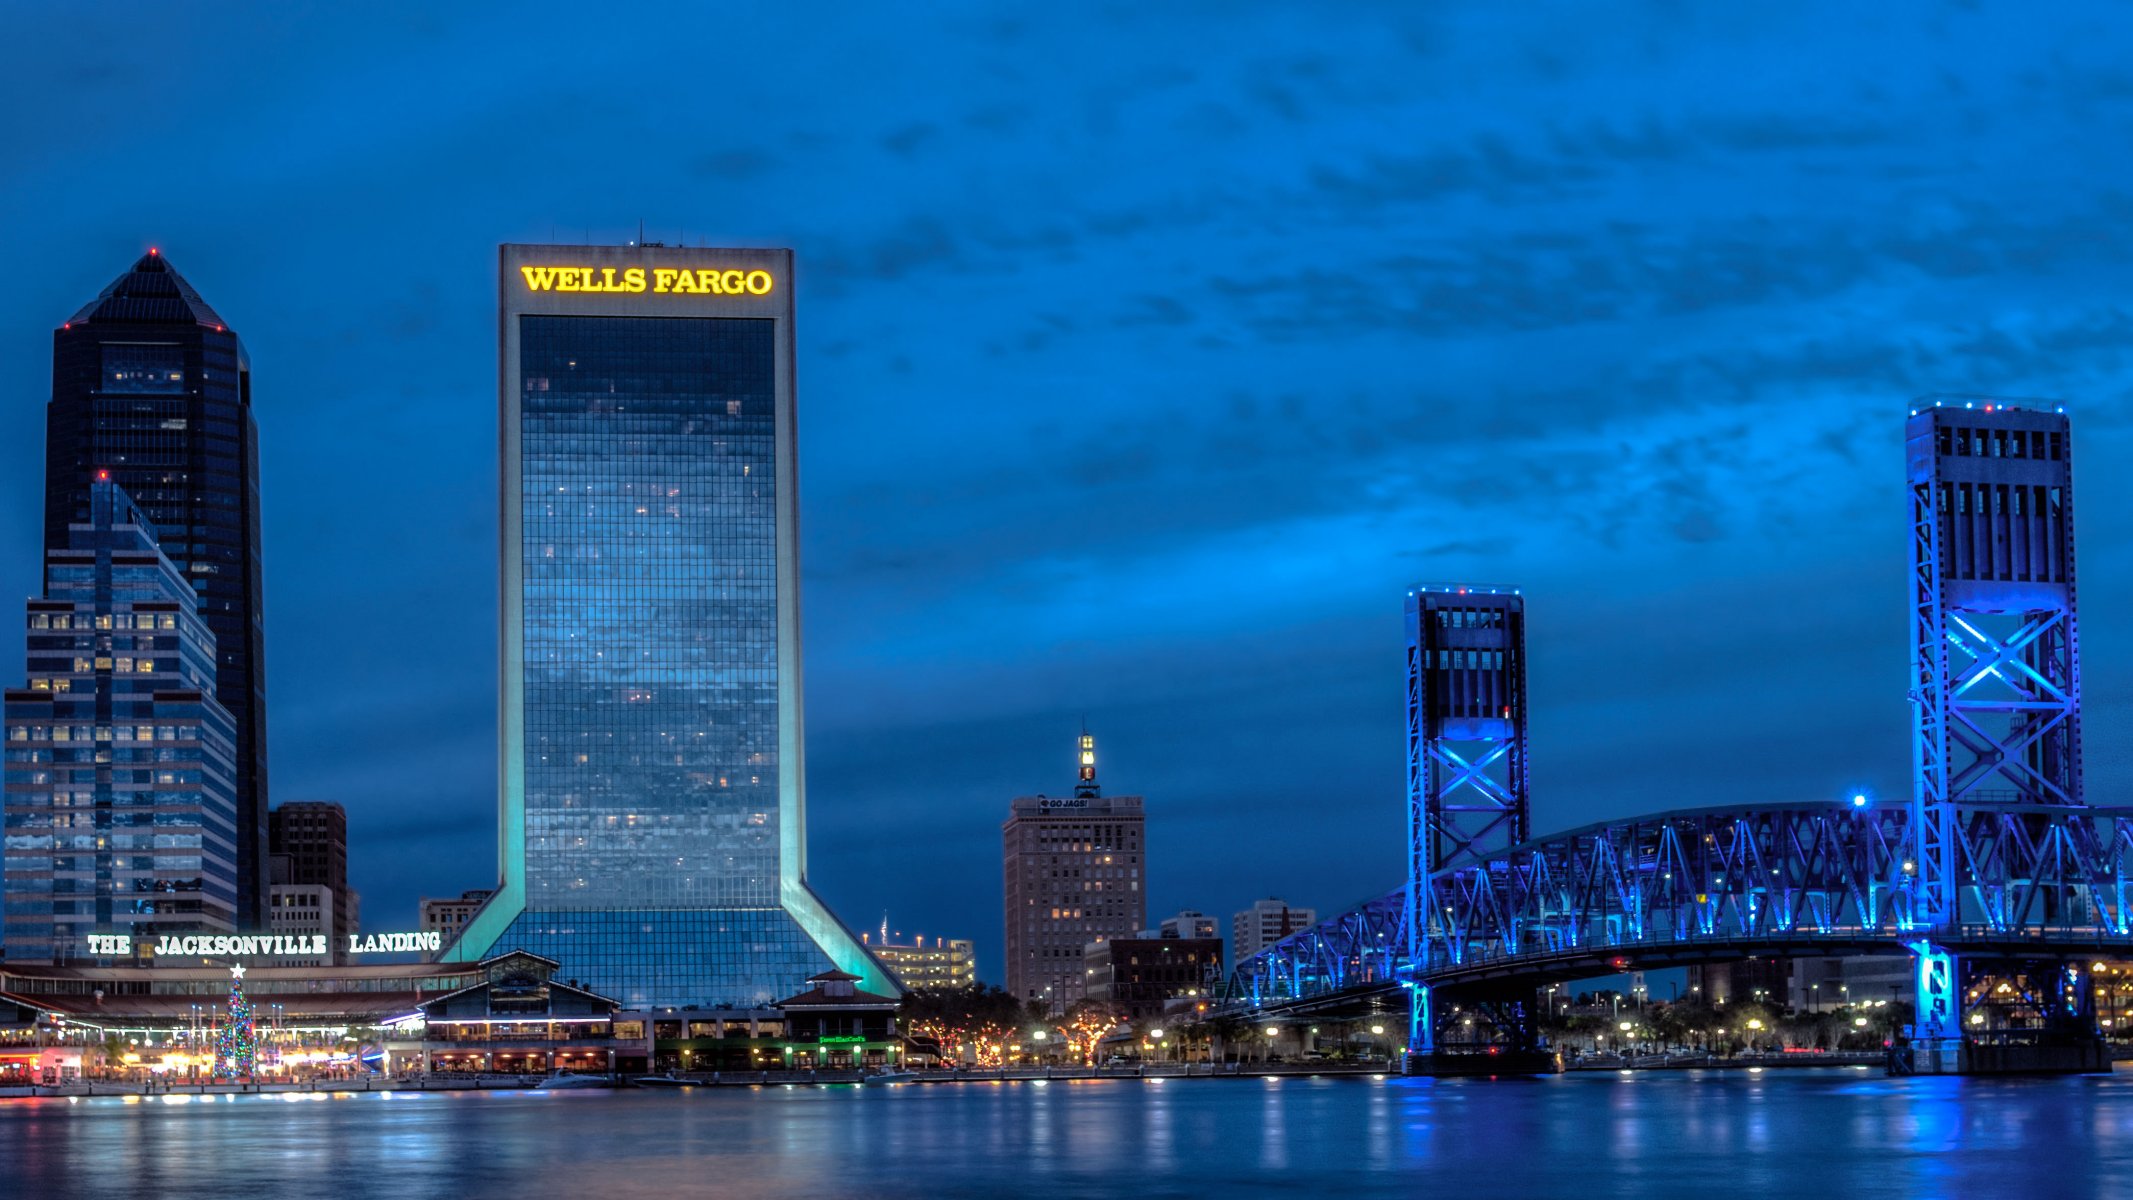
<box><xmin>5</xmin><ymin>1074</ymin><xmax>2133</xmax><ymax>1199</ymax></box>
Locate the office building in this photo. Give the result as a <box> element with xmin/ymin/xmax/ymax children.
<box><xmin>421</xmin><ymin>889</ymin><xmax>494</xmax><ymax>939</ymax></box>
<box><xmin>1159</xmin><ymin>910</ymin><xmax>1216</xmax><ymax>940</ymax></box>
<box><xmin>265</xmin><ymin>881</ymin><xmax>335</xmax><ymax>966</ymax></box>
<box><xmin>444</xmin><ymin>244</ymin><xmax>890</xmax><ymax>1007</ymax></box>
<box><xmin>3</xmin><ymin>479</ymin><xmax>239</xmax><ymax>962</ymax></box>
<box><xmin>862</xmin><ymin>930</ymin><xmax>977</xmax><ymax>991</ymax></box>
<box><xmin>1003</xmin><ymin>732</ymin><xmax>1146</xmax><ymax>1012</ymax></box>
<box><xmin>1233</xmin><ymin>898</ymin><xmax>1316</xmax><ymax>962</ymax></box>
<box><xmin>269</xmin><ymin>801</ymin><xmax>357</xmax><ymax>958</ymax></box>
<box><xmin>46</xmin><ymin>251</ymin><xmax>269</xmax><ymax>927</ymax></box>
<box><xmin>1081</xmin><ymin>933</ymin><xmax>1222</xmax><ymax>1020</ymax></box>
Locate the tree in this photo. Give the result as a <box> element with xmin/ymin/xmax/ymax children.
<box><xmin>214</xmin><ymin>965</ymin><xmax>257</xmax><ymax>1079</ymax></box>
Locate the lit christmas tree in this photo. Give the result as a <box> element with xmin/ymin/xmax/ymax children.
<box><xmin>214</xmin><ymin>964</ymin><xmax>256</xmax><ymax>1079</ymax></box>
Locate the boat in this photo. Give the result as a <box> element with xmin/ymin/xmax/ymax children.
<box><xmin>534</xmin><ymin>1071</ymin><xmax>612</xmax><ymax>1090</ymax></box>
<box><xmin>630</xmin><ymin>1072</ymin><xmax>695</xmax><ymax>1088</ymax></box>
<box><xmin>862</xmin><ymin>1070</ymin><xmax>918</xmax><ymax>1086</ymax></box>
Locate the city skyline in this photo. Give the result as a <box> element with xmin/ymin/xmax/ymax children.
<box><xmin>9</xmin><ymin>5</ymin><xmax>2133</xmax><ymax>984</ymax></box>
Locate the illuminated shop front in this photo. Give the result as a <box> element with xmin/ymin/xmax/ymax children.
<box><xmin>0</xmin><ymin>952</ymin><xmax>485</xmax><ymax>1080</ymax></box>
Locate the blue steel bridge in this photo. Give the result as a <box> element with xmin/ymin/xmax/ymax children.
<box><xmin>1224</xmin><ymin>401</ymin><xmax>2119</xmax><ymax>1074</ymax></box>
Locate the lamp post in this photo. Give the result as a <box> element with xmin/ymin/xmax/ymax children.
<box><xmin>1150</xmin><ymin>1028</ymin><xmax>1166</xmax><ymax>1064</ymax></box>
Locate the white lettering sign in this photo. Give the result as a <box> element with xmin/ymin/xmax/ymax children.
<box><xmin>152</xmin><ymin>934</ymin><xmax>329</xmax><ymax>958</ymax></box>
<box><xmin>346</xmin><ymin>931</ymin><xmax>443</xmax><ymax>955</ymax></box>
<box><xmin>85</xmin><ymin>934</ymin><xmax>133</xmax><ymax>956</ymax></box>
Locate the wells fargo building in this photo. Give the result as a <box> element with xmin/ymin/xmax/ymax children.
<box><xmin>444</xmin><ymin>245</ymin><xmax>892</xmax><ymax>1008</ymax></box>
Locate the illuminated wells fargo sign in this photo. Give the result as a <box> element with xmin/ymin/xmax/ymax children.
<box><xmin>519</xmin><ymin>265</ymin><xmax>775</xmax><ymax>296</ymax></box>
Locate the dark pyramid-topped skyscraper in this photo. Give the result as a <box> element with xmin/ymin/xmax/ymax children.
<box><xmin>47</xmin><ymin>250</ymin><xmax>268</xmax><ymax>927</ymax></box>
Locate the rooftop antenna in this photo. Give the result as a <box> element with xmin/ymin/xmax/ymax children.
<box><xmin>637</xmin><ymin>217</ymin><xmax>645</xmax><ymax>246</ymax></box>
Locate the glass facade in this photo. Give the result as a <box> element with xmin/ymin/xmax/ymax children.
<box><xmin>457</xmin><ymin>250</ymin><xmax>889</xmax><ymax>1010</ymax></box>
<box><xmin>3</xmin><ymin>482</ymin><xmax>240</xmax><ymax>963</ymax></box>
<box><xmin>46</xmin><ymin>253</ymin><xmax>268</xmax><ymax>930</ymax></box>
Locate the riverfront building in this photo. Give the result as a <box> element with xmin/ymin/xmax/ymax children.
<box><xmin>269</xmin><ymin>801</ymin><xmax>358</xmax><ymax>959</ymax></box>
<box><xmin>3</xmin><ymin>480</ymin><xmax>240</xmax><ymax>963</ymax></box>
<box><xmin>46</xmin><ymin>251</ymin><xmax>270</xmax><ymax>928</ymax></box>
<box><xmin>1003</xmin><ymin>733</ymin><xmax>1147</xmax><ymax>1012</ymax></box>
<box><xmin>1233</xmin><ymin>898</ymin><xmax>1316</xmax><ymax>962</ymax></box>
<box><xmin>443</xmin><ymin>244</ymin><xmax>890</xmax><ymax>1008</ymax></box>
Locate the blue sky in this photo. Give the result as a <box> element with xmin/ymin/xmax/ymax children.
<box><xmin>5</xmin><ymin>2</ymin><xmax>2133</xmax><ymax>976</ymax></box>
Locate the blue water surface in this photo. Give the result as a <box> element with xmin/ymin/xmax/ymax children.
<box><xmin>6</xmin><ymin>1069</ymin><xmax>2131</xmax><ymax>1199</ymax></box>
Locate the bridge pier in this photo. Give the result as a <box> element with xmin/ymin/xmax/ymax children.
<box><xmin>1400</xmin><ymin>985</ymin><xmax>1562</xmax><ymax>1077</ymax></box>
<box><xmin>1893</xmin><ymin>945</ymin><xmax>2110</xmax><ymax>1076</ymax></box>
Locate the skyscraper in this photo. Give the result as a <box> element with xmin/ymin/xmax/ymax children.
<box><xmin>4</xmin><ymin>479</ymin><xmax>239</xmax><ymax>962</ymax></box>
<box><xmin>1003</xmin><ymin>732</ymin><xmax>1147</xmax><ymax>1011</ymax></box>
<box><xmin>445</xmin><ymin>244</ymin><xmax>890</xmax><ymax>1007</ymax></box>
<box><xmin>46</xmin><ymin>251</ymin><xmax>268</xmax><ymax>927</ymax></box>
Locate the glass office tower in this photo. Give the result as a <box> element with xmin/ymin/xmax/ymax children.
<box><xmin>4</xmin><ymin>479</ymin><xmax>239</xmax><ymax>962</ymax></box>
<box><xmin>446</xmin><ymin>245</ymin><xmax>891</xmax><ymax>1008</ymax></box>
<box><xmin>46</xmin><ymin>252</ymin><xmax>268</xmax><ymax>930</ymax></box>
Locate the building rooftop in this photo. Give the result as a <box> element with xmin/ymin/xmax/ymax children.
<box><xmin>64</xmin><ymin>250</ymin><xmax>230</xmax><ymax>330</ymax></box>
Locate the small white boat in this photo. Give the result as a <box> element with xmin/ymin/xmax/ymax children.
<box><xmin>534</xmin><ymin>1071</ymin><xmax>611</xmax><ymax>1090</ymax></box>
<box><xmin>862</xmin><ymin>1071</ymin><xmax>917</xmax><ymax>1086</ymax></box>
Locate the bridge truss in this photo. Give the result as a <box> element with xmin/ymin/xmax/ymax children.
<box><xmin>1228</xmin><ymin>799</ymin><xmax>2133</xmax><ymax>1040</ymax></box>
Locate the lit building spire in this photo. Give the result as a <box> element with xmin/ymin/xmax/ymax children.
<box><xmin>1076</xmin><ymin>728</ymin><xmax>1100</xmax><ymax>799</ymax></box>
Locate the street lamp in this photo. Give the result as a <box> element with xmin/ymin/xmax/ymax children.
<box><xmin>1150</xmin><ymin>1029</ymin><xmax>1166</xmax><ymax>1063</ymax></box>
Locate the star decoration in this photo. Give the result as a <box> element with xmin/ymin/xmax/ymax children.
<box><xmin>230</xmin><ymin>963</ymin><xmax>246</xmax><ymax>979</ymax></box>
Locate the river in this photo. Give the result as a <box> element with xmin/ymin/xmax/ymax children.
<box><xmin>7</xmin><ymin>1068</ymin><xmax>2133</xmax><ymax>1198</ymax></box>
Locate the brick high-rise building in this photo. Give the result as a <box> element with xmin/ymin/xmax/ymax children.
<box><xmin>1003</xmin><ymin>732</ymin><xmax>1145</xmax><ymax>1013</ymax></box>
<box><xmin>269</xmin><ymin>802</ymin><xmax>357</xmax><ymax>958</ymax></box>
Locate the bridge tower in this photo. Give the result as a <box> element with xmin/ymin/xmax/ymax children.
<box><xmin>1403</xmin><ymin>585</ymin><xmax>1529</xmax><ymax>1054</ymax></box>
<box><xmin>1906</xmin><ymin>398</ymin><xmax>2083</xmax><ymax>1069</ymax></box>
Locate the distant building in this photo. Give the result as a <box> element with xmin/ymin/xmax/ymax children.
<box><xmin>269</xmin><ymin>802</ymin><xmax>358</xmax><ymax>959</ymax></box>
<box><xmin>3</xmin><ymin>479</ymin><xmax>239</xmax><ymax>964</ymax></box>
<box><xmin>421</xmin><ymin>890</ymin><xmax>495</xmax><ymax>940</ymax></box>
<box><xmin>1232</xmin><ymin>898</ymin><xmax>1315</xmax><ymax>962</ymax></box>
<box><xmin>1232</xmin><ymin>900</ymin><xmax>1308</xmax><ymax>964</ymax></box>
<box><xmin>1159</xmin><ymin>910</ymin><xmax>1217</xmax><ymax>940</ymax></box>
<box><xmin>1687</xmin><ymin>956</ymin><xmax>1790</xmax><ymax>1007</ymax></box>
<box><xmin>861</xmin><ymin>926</ymin><xmax>976</xmax><ymax>992</ymax></box>
<box><xmin>1082</xmin><ymin>933</ymin><xmax>1223</xmax><ymax>1020</ymax></box>
<box><xmin>265</xmin><ymin>882</ymin><xmax>336</xmax><ymax>966</ymax></box>
<box><xmin>1004</xmin><ymin>732</ymin><xmax>1147</xmax><ymax>1012</ymax></box>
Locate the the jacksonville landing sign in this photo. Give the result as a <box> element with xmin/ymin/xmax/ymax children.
<box><xmin>84</xmin><ymin>931</ymin><xmax>444</xmax><ymax>958</ymax></box>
